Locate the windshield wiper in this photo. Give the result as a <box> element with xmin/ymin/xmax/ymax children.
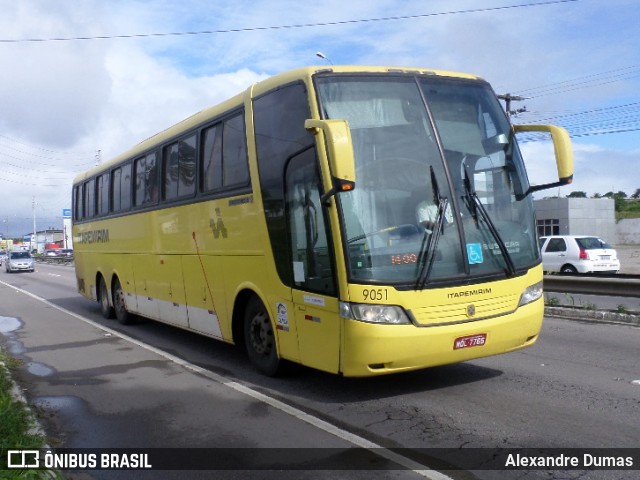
<box><xmin>463</xmin><ymin>167</ymin><xmax>516</xmax><ymax>277</ymax></box>
<box><xmin>415</xmin><ymin>166</ymin><xmax>448</xmax><ymax>290</ymax></box>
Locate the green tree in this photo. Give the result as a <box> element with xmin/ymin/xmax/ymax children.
<box><xmin>566</xmin><ymin>191</ymin><xmax>587</xmax><ymax>198</ymax></box>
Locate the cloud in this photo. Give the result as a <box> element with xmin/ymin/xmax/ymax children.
<box><xmin>522</xmin><ymin>140</ymin><xmax>640</xmax><ymax>198</ymax></box>
<box><xmin>1</xmin><ymin>0</ymin><xmax>639</xmax><ymax>237</ymax></box>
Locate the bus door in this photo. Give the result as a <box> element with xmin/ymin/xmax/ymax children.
<box><xmin>285</xmin><ymin>149</ymin><xmax>340</xmax><ymax>374</ymax></box>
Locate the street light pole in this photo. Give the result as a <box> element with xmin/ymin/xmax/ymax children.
<box><xmin>32</xmin><ymin>196</ymin><xmax>37</xmax><ymax>253</ymax></box>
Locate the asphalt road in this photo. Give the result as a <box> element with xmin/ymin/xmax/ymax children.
<box><xmin>1</xmin><ymin>263</ymin><xmax>639</xmax><ymax>480</ymax></box>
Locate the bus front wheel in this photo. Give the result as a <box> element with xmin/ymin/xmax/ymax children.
<box><xmin>113</xmin><ymin>278</ymin><xmax>133</xmax><ymax>325</ymax></box>
<box><xmin>244</xmin><ymin>296</ymin><xmax>281</xmax><ymax>376</ymax></box>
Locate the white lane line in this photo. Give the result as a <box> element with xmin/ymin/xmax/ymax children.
<box><xmin>1</xmin><ymin>279</ymin><xmax>454</xmax><ymax>480</ymax></box>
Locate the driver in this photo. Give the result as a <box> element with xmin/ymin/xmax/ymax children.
<box><xmin>416</xmin><ymin>200</ymin><xmax>453</xmax><ymax>232</ymax></box>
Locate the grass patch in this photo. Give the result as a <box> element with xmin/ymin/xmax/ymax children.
<box><xmin>0</xmin><ymin>349</ymin><xmax>61</xmax><ymax>479</ymax></box>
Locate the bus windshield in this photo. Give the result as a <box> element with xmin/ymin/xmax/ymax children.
<box><xmin>316</xmin><ymin>74</ymin><xmax>538</xmax><ymax>286</ymax></box>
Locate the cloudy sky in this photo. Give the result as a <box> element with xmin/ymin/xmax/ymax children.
<box><xmin>1</xmin><ymin>0</ymin><xmax>639</xmax><ymax>237</ymax></box>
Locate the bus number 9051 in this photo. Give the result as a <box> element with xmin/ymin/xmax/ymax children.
<box><xmin>362</xmin><ymin>288</ymin><xmax>388</xmax><ymax>301</ymax></box>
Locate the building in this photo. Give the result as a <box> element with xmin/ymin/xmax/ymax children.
<box><xmin>33</xmin><ymin>228</ymin><xmax>65</xmax><ymax>254</ymax></box>
<box><xmin>534</xmin><ymin>197</ymin><xmax>617</xmax><ymax>242</ymax></box>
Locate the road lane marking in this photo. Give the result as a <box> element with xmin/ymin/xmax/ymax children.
<box><xmin>0</xmin><ymin>279</ymin><xmax>453</xmax><ymax>479</ymax></box>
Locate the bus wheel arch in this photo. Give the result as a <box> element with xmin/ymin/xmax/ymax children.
<box><xmin>97</xmin><ymin>274</ymin><xmax>114</xmax><ymax>319</ymax></box>
<box><xmin>235</xmin><ymin>291</ymin><xmax>282</xmax><ymax>376</ymax></box>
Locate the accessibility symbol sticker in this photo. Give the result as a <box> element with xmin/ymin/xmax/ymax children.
<box><xmin>466</xmin><ymin>243</ymin><xmax>484</xmax><ymax>265</ymax></box>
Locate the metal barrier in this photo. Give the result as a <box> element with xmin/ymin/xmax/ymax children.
<box><xmin>35</xmin><ymin>256</ymin><xmax>74</xmax><ymax>265</ymax></box>
<box><xmin>543</xmin><ymin>274</ymin><xmax>640</xmax><ymax>298</ymax></box>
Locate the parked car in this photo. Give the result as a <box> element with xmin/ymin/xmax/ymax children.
<box><xmin>539</xmin><ymin>235</ymin><xmax>620</xmax><ymax>274</ymax></box>
<box><xmin>5</xmin><ymin>250</ymin><xmax>35</xmax><ymax>273</ymax></box>
<box><xmin>60</xmin><ymin>249</ymin><xmax>74</xmax><ymax>257</ymax></box>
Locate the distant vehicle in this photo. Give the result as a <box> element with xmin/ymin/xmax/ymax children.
<box><xmin>44</xmin><ymin>249</ymin><xmax>62</xmax><ymax>256</ymax></box>
<box><xmin>0</xmin><ymin>250</ymin><xmax>7</xmax><ymax>265</ymax></box>
<box><xmin>60</xmin><ymin>249</ymin><xmax>74</xmax><ymax>257</ymax></box>
<box><xmin>539</xmin><ymin>235</ymin><xmax>620</xmax><ymax>274</ymax></box>
<box><xmin>5</xmin><ymin>250</ymin><xmax>35</xmax><ymax>273</ymax></box>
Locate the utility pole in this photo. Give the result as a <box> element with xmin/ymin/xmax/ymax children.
<box><xmin>498</xmin><ymin>93</ymin><xmax>527</xmax><ymax>118</ymax></box>
<box><xmin>32</xmin><ymin>196</ymin><xmax>37</xmax><ymax>253</ymax></box>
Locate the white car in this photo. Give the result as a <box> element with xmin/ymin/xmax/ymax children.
<box><xmin>539</xmin><ymin>235</ymin><xmax>620</xmax><ymax>274</ymax></box>
<box><xmin>5</xmin><ymin>250</ymin><xmax>35</xmax><ymax>273</ymax></box>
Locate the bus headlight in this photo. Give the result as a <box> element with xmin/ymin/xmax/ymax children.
<box><xmin>518</xmin><ymin>281</ymin><xmax>543</xmax><ymax>307</ymax></box>
<box><xmin>340</xmin><ymin>302</ymin><xmax>410</xmax><ymax>325</ymax></box>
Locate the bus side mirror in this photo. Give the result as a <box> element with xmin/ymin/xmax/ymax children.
<box><xmin>305</xmin><ymin>119</ymin><xmax>356</xmax><ymax>204</ymax></box>
<box><xmin>513</xmin><ymin>124</ymin><xmax>574</xmax><ymax>196</ymax></box>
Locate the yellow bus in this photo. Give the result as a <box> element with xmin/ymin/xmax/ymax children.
<box><xmin>72</xmin><ymin>66</ymin><xmax>573</xmax><ymax>377</ymax></box>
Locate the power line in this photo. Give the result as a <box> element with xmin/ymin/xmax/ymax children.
<box><xmin>517</xmin><ymin>64</ymin><xmax>640</xmax><ymax>97</ymax></box>
<box><xmin>0</xmin><ymin>0</ymin><xmax>580</xmax><ymax>43</ymax></box>
<box><xmin>0</xmin><ymin>134</ymin><xmax>95</xmax><ymax>156</ymax></box>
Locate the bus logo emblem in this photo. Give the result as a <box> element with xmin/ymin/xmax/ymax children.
<box><xmin>466</xmin><ymin>304</ymin><xmax>476</xmax><ymax>317</ymax></box>
<box><xmin>210</xmin><ymin>208</ymin><xmax>228</xmax><ymax>239</ymax></box>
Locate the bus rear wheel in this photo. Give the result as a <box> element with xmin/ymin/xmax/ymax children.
<box><xmin>244</xmin><ymin>296</ymin><xmax>281</xmax><ymax>376</ymax></box>
<box><xmin>113</xmin><ymin>278</ymin><xmax>133</xmax><ymax>325</ymax></box>
<box><xmin>99</xmin><ymin>277</ymin><xmax>115</xmax><ymax>319</ymax></box>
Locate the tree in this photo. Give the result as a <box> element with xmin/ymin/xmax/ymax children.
<box><xmin>632</xmin><ymin>188</ymin><xmax>640</xmax><ymax>199</ymax></box>
<box><xmin>566</xmin><ymin>191</ymin><xmax>587</xmax><ymax>198</ymax></box>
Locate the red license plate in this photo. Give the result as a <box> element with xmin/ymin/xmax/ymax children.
<box><xmin>453</xmin><ymin>333</ymin><xmax>487</xmax><ymax>350</ymax></box>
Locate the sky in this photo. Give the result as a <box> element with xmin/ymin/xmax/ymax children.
<box><xmin>1</xmin><ymin>0</ymin><xmax>639</xmax><ymax>238</ymax></box>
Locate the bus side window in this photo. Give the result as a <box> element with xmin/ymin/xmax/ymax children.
<box><xmin>285</xmin><ymin>148</ymin><xmax>336</xmax><ymax>295</ymax></box>
<box><xmin>84</xmin><ymin>179</ymin><xmax>95</xmax><ymax>218</ymax></box>
<box><xmin>201</xmin><ymin>123</ymin><xmax>223</xmax><ymax>192</ymax></box>
<box><xmin>164</xmin><ymin>135</ymin><xmax>196</xmax><ymax>200</ymax></box>
<box><xmin>222</xmin><ymin>113</ymin><xmax>249</xmax><ymax>187</ymax></box>
<box><xmin>96</xmin><ymin>173</ymin><xmax>110</xmax><ymax>216</ymax></box>
<box><xmin>164</xmin><ymin>143</ymin><xmax>180</xmax><ymax>200</ymax></box>
<box><xmin>120</xmin><ymin>163</ymin><xmax>132</xmax><ymax>210</ymax></box>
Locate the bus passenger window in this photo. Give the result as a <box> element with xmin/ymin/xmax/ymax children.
<box><xmin>120</xmin><ymin>163</ymin><xmax>132</xmax><ymax>210</ymax></box>
<box><xmin>223</xmin><ymin>114</ymin><xmax>248</xmax><ymax>187</ymax></box>
<box><xmin>202</xmin><ymin>124</ymin><xmax>223</xmax><ymax>192</ymax></box>
<box><xmin>164</xmin><ymin>143</ymin><xmax>180</xmax><ymax>200</ymax></box>
<box><xmin>96</xmin><ymin>174</ymin><xmax>109</xmax><ymax>216</ymax></box>
<box><xmin>84</xmin><ymin>179</ymin><xmax>95</xmax><ymax>218</ymax></box>
<box><xmin>164</xmin><ymin>136</ymin><xmax>196</xmax><ymax>200</ymax></box>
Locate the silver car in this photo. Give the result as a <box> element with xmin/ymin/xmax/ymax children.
<box><xmin>5</xmin><ymin>250</ymin><xmax>35</xmax><ymax>273</ymax></box>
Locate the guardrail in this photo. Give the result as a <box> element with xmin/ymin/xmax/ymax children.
<box><xmin>543</xmin><ymin>273</ymin><xmax>640</xmax><ymax>298</ymax></box>
<box><xmin>35</xmin><ymin>256</ymin><xmax>74</xmax><ymax>265</ymax></box>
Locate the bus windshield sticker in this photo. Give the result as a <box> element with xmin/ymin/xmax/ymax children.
<box><xmin>293</xmin><ymin>262</ymin><xmax>305</xmax><ymax>283</ymax></box>
<box><xmin>466</xmin><ymin>243</ymin><xmax>484</xmax><ymax>265</ymax></box>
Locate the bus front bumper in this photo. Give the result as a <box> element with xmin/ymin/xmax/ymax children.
<box><xmin>339</xmin><ymin>299</ymin><xmax>544</xmax><ymax>377</ymax></box>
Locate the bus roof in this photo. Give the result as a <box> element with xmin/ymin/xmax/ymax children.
<box><xmin>74</xmin><ymin>65</ymin><xmax>483</xmax><ymax>183</ymax></box>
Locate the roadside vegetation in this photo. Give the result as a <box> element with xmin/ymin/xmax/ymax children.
<box><xmin>0</xmin><ymin>349</ymin><xmax>60</xmax><ymax>479</ymax></box>
<box><xmin>565</xmin><ymin>189</ymin><xmax>640</xmax><ymax>220</ymax></box>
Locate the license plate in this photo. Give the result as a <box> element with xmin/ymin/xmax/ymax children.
<box><xmin>454</xmin><ymin>333</ymin><xmax>487</xmax><ymax>350</ymax></box>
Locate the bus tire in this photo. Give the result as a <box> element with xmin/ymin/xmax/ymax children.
<box><xmin>113</xmin><ymin>278</ymin><xmax>133</xmax><ymax>325</ymax></box>
<box><xmin>99</xmin><ymin>277</ymin><xmax>115</xmax><ymax>319</ymax></box>
<box><xmin>244</xmin><ymin>296</ymin><xmax>281</xmax><ymax>376</ymax></box>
